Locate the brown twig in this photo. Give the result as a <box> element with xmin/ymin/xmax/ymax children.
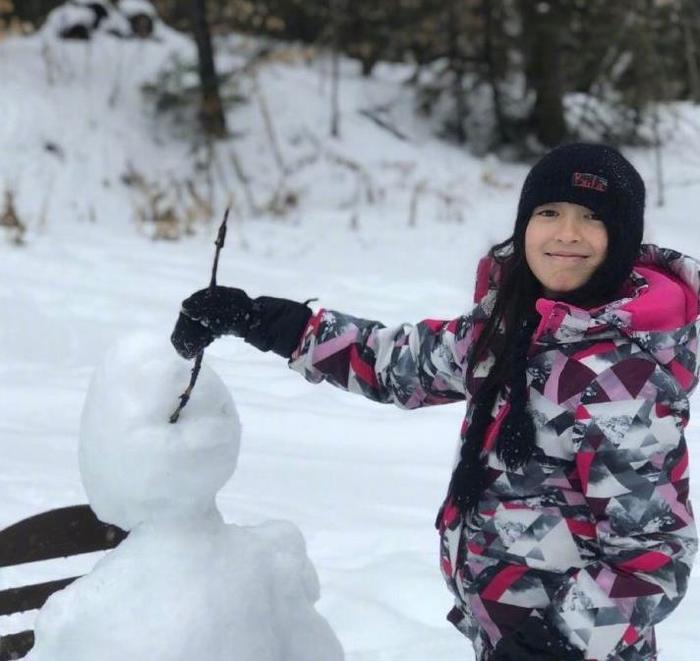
<box><xmin>169</xmin><ymin>208</ymin><xmax>230</xmax><ymax>424</ymax></box>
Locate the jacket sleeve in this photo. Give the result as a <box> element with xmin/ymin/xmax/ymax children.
<box><xmin>546</xmin><ymin>366</ymin><xmax>697</xmax><ymax>661</ymax></box>
<box><xmin>288</xmin><ymin>308</ymin><xmax>475</xmax><ymax>408</ymax></box>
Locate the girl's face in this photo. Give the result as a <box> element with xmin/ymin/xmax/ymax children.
<box><xmin>524</xmin><ymin>201</ymin><xmax>608</xmax><ymax>298</ymax></box>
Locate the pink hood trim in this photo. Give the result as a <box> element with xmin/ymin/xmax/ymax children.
<box><xmin>620</xmin><ymin>265</ymin><xmax>698</xmax><ymax>332</ymax></box>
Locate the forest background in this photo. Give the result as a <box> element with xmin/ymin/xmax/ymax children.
<box><xmin>3</xmin><ymin>0</ymin><xmax>699</xmax><ymax>156</ymax></box>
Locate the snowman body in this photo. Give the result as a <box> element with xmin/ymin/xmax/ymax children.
<box><xmin>27</xmin><ymin>334</ymin><xmax>344</xmax><ymax>661</ymax></box>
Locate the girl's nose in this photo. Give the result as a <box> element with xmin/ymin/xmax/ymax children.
<box><xmin>555</xmin><ymin>213</ymin><xmax>583</xmax><ymax>241</ymax></box>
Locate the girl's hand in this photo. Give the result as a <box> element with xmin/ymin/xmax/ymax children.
<box><xmin>491</xmin><ymin>616</ymin><xmax>584</xmax><ymax>661</ymax></box>
<box><xmin>171</xmin><ymin>286</ymin><xmax>253</xmax><ymax>359</ymax></box>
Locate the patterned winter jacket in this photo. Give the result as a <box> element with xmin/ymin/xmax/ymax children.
<box><xmin>288</xmin><ymin>243</ymin><xmax>699</xmax><ymax>661</ymax></box>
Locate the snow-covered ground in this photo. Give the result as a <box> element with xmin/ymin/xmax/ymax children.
<box><xmin>2</xmin><ymin>16</ymin><xmax>700</xmax><ymax>660</ymax></box>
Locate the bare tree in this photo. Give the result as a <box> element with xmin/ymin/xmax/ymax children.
<box><xmin>445</xmin><ymin>0</ymin><xmax>468</xmax><ymax>144</ymax></box>
<box><xmin>519</xmin><ymin>0</ymin><xmax>567</xmax><ymax>147</ymax></box>
<box><xmin>481</xmin><ymin>0</ymin><xmax>508</xmax><ymax>146</ymax></box>
<box><xmin>682</xmin><ymin>0</ymin><xmax>700</xmax><ymax>104</ymax></box>
<box><xmin>329</xmin><ymin>0</ymin><xmax>343</xmax><ymax>138</ymax></box>
<box><xmin>191</xmin><ymin>0</ymin><xmax>227</xmax><ymax>137</ymax></box>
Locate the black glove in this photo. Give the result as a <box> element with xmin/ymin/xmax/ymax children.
<box><xmin>491</xmin><ymin>616</ymin><xmax>584</xmax><ymax>661</ymax></box>
<box><xmin>171</xmin><ymin>286</ymin><xmax>312</xmax><ymax>360</ymax></box>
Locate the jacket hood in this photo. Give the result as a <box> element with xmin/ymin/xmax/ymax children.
<box><xmin>473</xmin><ymin>243</ymin><xmax>700</xmax><ymax>395</ymax></box>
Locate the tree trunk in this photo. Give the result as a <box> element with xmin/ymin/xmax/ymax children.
<box><xmin>447</xmin><ymin>0</ymin><xmax>467</xmax><ymax>144</ymax></box>
<box><xmin>520</xmin><ymin>1</ymin><xmax>567</xmax><ymax>147</ymax></box>
<box><xmin>329</xmin><ymin>0</ymin><xmax>343</xmax><ymax>138</ymax></box>
<box><xmin>482</xmin><ymin>0</ymin><xmax>506</xmax><ymax>145</ymax></box>
<box><xmin>360</xmin><ymin>55</ymin><xmax>377</xmax><ymax>78</ymax></box>
<box><xmin>191</xmin><ymin>0</ymin><xmax>227</xmax><ymax>138</ymax></box>
<box><xmin>683</xmin><ymin>1</ymin><xmax>700</xmax><ymax>103</ymax></box>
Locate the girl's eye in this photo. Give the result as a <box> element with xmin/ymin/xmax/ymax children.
<box><xmin>537</xmin><ymin>208</ymin><xmax>557</xmax><ymax>217</ymax></box>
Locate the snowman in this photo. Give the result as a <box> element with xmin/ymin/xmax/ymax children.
<box><xmin>27</xmin><ymin>332</ymin><xmax>344</xmax><ymax>661</ymax></box>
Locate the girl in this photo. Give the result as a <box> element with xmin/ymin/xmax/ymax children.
<box><xmin>172</xmin><ymin>143</ymin><xmax>698</xmax><ymax>661</ymax></box>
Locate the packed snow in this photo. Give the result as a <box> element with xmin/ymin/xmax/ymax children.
<box><xmin>26</xmin><ymin>334</ymin><xmax>343</xmax><ymax>661</ymax></box>
<box><xmin>2</xmin><ymin>10</ymin><xmax>700</xmax><ymax>661</ymax></box>
<box><xmin>78</xmin><ymin>332</ymin><xmax>240</xmax><ymax>530</ymax></box>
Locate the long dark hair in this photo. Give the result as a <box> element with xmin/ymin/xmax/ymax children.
<box><xmin>465</xmin><ymin>236</ymin><xmax>540</xmax><ymax>389</ymax></box>
<box><xmin>446</xmin><ymin>230</ymin><xmax>540</xmax><ymax>515</ymax></box>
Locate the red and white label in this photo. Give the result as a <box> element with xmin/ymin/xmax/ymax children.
<box><xmin>572</xmin><ymin>172</ymin><xmax>608</xmax><ymax>192</ymax></box>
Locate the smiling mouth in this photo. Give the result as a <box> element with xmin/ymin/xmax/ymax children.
<box><xmin>546</xmin><ymin>252</ymin><xmax>589</xmax><ymax>259</ymax></box>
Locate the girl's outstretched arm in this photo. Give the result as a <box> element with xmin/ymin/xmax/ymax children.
<box><xmin>289</xmin><ymin>308</ymin><xmax>475</xmax><ymax>408</ymax></box>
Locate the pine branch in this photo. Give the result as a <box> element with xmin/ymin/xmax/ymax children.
<box><xmin>169</xmin><ymin>208</ymin><xmax>229</xmax><ymax>424</ymax></box>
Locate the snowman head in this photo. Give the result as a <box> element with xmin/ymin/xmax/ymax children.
<box><xmin>79</xmin><ymin>332</ymin><xmax>240</xmax><ymax>530</ymax></box>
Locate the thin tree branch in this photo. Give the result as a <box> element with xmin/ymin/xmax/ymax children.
<box><xmin>169</xmin><ymin>208</ymin><xmax>229</xmax><ymax>424</ymax></box>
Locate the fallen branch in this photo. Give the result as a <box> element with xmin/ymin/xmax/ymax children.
<box><xmin>358</xmin><ymin>108</ymin><xmax>409</xmax><ymax>142</ymax></box>
<box><xmin>169</xmin><ymin>208</ymin><xmax>229</xmax><ymax>424</ymax></box>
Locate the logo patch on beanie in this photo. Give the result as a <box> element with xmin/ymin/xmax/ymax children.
<box><xmin>572</xmin><ymin>172</ymin><xmax>608</xmax><ymax>192</ymax></box>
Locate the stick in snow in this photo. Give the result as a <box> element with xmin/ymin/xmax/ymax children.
<box><xmin>169</xmin><ymin>208</ymin><xmax>229</xmax><ymax>424</ymax></box>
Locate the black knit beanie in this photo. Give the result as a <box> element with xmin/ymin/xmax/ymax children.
<box><xmin>515</xmin><ymin>142</ymin><xmax>646</xmax><ymax>305</ymax></box>
<box><xmin>447</xmin><ymin>143</ymin><xmax>646</xmax><ymax>516</ymax></box>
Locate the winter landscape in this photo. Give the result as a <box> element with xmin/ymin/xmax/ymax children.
<box><xmin>2</xmin><ymin>2</ymin><xmax>700</xmax><ymax>660</ymax></box>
